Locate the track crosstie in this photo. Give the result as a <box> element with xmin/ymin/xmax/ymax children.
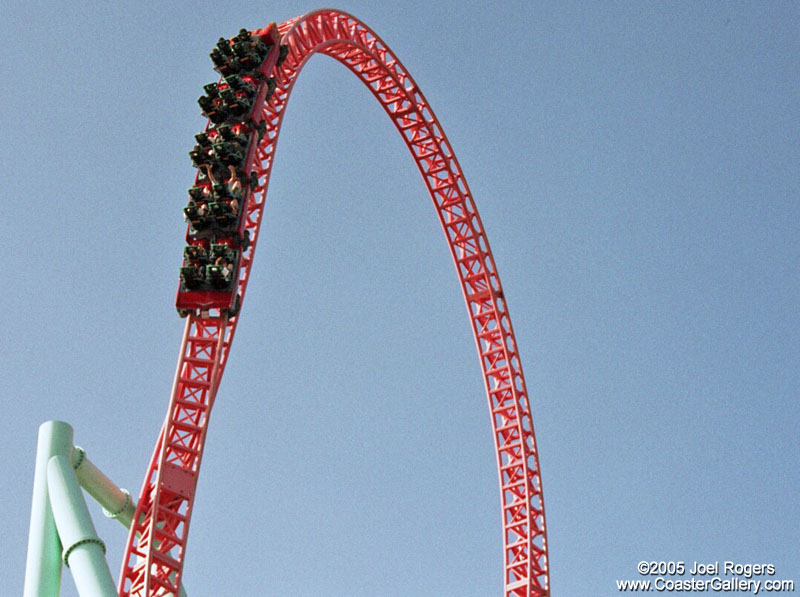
<box><xmin>119</xmin><ymin>9</ymin><xmax>549</xmax><ymax>596</ymax></box>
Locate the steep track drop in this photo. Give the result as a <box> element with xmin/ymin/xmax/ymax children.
<box><xmin>120</xmin><ymin>9</ymin><xmax>549</xmax><ymax>596</ymax></box>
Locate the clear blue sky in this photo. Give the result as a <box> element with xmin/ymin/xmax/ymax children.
<box><xmin>2</xmin><ymin>2</ymin><xmax>798</xmax><ymax>595</ymax></box>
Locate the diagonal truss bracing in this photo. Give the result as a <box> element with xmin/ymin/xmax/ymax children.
<box><xmin>119</xmin><ymin>9</ymin><xmax>548</xmax><ymax>596</ymax></box>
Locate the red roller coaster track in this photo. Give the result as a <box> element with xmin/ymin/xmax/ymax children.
<box><xmin>119</xmin><ymin>9</ymin><xmax>548</xmax><ymax>596</ymax></box>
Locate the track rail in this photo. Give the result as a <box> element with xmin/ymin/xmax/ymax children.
<box><xmin>119</xmin><ymin>9</ymin><xmax>548</xmax><ymax>596</ymax></box>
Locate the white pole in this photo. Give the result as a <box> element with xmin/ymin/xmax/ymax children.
<box><xmin>25</xmin><ymin>424</ymin><xmax>188</xmax><ymax>597</ymax></box>
<box><xmin>23</xmin><ymin>420</ymin><xmax>72</xmax><ymax>597</ymax></box>
<box><xmin>47</xmin><ymin>454</ymin><xmax>116</xmax><ymax>597</ymax></box>
<box><xmin>72</xmin><ymin>446</ymin><xmax>136</xmax><ymax>529</ymax></box>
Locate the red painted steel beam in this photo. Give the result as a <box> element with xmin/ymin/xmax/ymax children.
<box><xmin>119</xmin><ymin>9</ymin><xmax>548</xmax><ymax>596</ymax></box>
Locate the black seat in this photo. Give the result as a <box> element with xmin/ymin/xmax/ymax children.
<box><xmin>205</xmin><ymin>264</ymin><xmax>231</xmax><ymax>289</ymax></box>
<box><xmin>188</xmin><ymin>186</ymin><xmax>206</xmax><ymax>201</ymax></box>
<box><xmin>210</xmin><ymin>244</ymin><xmax>235</xmax><ymax>261</ymax></box>
<box><xmin>216</xmin><ymin>38</ymin><xmax>233</xmax><ymax>56</ymax></box>
<box><xmin>218</xmin><ymin>124</ymin><xmax>249</xmax><ymax>146</ymax></box>
<box><xmin>210</xmin><ymin>48</ymin><xmax>227</xmax><ymax>70</ymax></box>
<box><xmin>194</xmin><ymin>132</ymin><xmax>211</xmax><ymax>147</ymax></box>
<box><xmin>190</xmin><ymin>146</ymin><xmax>215</xmax><ymax>168</ymax></box>
<box><xmin>180</xmin><ymin>265</ymin><xmax>203</xmax><ymax>289</ymax></box>
<box><xmin>183</xmin><ymin>245</ymin><xmax>209</xmax><ymax>263</ymax></box>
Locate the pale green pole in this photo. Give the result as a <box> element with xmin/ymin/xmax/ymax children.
<box><xmin>72</xmin><ymin>446</ymin><xmax>136</xmax><ymax>529</ymax></box>
<box><xmin>47</xmin><ymin>453</ymin><xmax>116</xmax><ymax>596</ymax></box>
<box><xmin>24</xmin><ymin>420</ymin><xmax>72</xmax><ymax>597</ymax></box>
<box><xmin>25</xmin><ymin>424</ymin><xmax>189</xmax><ymax>597</ymax></box>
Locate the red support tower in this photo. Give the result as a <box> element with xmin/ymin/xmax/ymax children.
<box><xmin>120</xmin><ymin>10</ymin><xmax>549</xmax><ymax>596</ymax></box>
